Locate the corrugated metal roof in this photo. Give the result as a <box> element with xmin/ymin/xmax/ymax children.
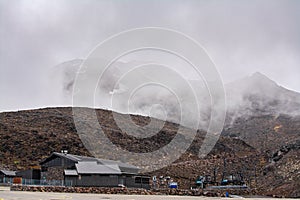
<box><xmin>41</xmin><ymin>152</ymin><xmax>140</xmax><ymax>174</ymax></box>
<box><xmin>53</xmin><ymin>152</ymin><xmax>139</xmax><ymax>169</ymax></box>
<box><xmin>97</xmin><ymin>158</ymin><xmax>139</xmax><ymax>170</ymax></box>
<box><xmin>0</xmin><ymin>170</ymin><xmax>16</xmax><ymax>176</ymax></box>
<box><xmin>53</xmin><ymin>152</ymin><xmax>83</xmax><ymax>162</ymax></box>
<box><xmin>64</xmin><ymin>169</ymin><xmax>78</xmax><ymax>176</ymax></box>
<box><xmin>75</xmin><ymin>161</ymin><xmax>122</xmax><ymax>175</ymax></box>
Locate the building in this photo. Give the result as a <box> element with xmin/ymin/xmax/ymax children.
<box><xmin>40</xmin><ymin>152</ymin><xmax>150</xmax><ymax>188</ymax></box>
<box><xmin>16</xmin><ymin>169</ymin><xmax>41</xmax><ymax>180</ymax></box>
<box><xmin>0</xmin><ymin>170</ymin><xmax>16</xmax><ymax>184</ymax></box>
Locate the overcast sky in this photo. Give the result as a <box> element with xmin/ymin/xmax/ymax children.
<box><xmin>0</xmin><ymin>0</ymin><xmax>300</xmax><ymax>112</ymax></box>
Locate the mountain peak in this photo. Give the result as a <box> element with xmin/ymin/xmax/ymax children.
<box><xmin>227</xmin><ymin>71</ymin><xmax>277</xmax><ymax>90</ymax></box>
<box><xmin>250</xmin><ymin>72</ymin><xmax>273</xmax><ymax>81</ymax></box>
<box><xmin>251</xmin><ymin>71</ymin><xmax>269</xmax><ymax>79</ymax></box>
<box><xmin>248</xmin><ymin>72</ymin><xmax>278</xmax><ymax>88</ymax></box>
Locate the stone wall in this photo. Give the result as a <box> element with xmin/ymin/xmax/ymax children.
<box><xmin>11</xmin><ymin>185</ymin><xmax>254</xmax><ymax>197</ymax></box>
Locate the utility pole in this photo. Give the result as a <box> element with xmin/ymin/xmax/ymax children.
<box><xmin>213</xmin><ymin>167</ymin><xmax>217</xmax><ymax>185</ymax></box>
<box><xmin>254</xmin><ymin>165</ymin><xmax>257</xmax><ymax>188</ymax></box>
<box><xmin>222</xmin><ymin>158</ymin><xmax>226</xmax><ymax>182</ymax></box>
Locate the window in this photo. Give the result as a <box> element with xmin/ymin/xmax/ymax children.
<box><xmin>142</xmin><ymin>178</ymin><xmax>150</xmax><ymax>184</ymax></box>
<box><xmin>135</xmin><ymin>177</ymin><xmax>149</xmax><ymax>184</ymax></box>
<box><xmin>135</xmin><ymin>177</ymin><xmax>141</xmax><ymax>184</ymax></box>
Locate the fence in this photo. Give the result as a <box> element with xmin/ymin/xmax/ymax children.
<box><xmin>0</xmin><ymin>177</ymin><xmax>13</xmax><ymax>185</ymax></box>
<box><xmin>0</xmin><ymin>177</ymin><xmax>72</xmax><ymax>187</ymax></box>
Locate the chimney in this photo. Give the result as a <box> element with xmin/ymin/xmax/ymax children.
<box><xmin>61</xmin><ymin>150</ymin><xmax>68</xmax><ymax>155</ymax></box>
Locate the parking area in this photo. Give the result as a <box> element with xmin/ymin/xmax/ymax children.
<box><xmin>0</xmin><ymin>187</ymin><xmax>295</xmax><ymax>200</ymax></box>
<box><xmin>0</xmin><ymin>190</ymin><xmax>209</xmax><ymax>200</ymax></box>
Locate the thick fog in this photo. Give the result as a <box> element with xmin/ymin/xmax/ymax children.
<box><xmin>1</xmin><ymin>0</ymin><xmax>300</xmax><ymax>116</ymax></box>
<box><xmin>51</xmin><ymin>58</ymin><xmax>300</xmax><ymax>130</ymax></box>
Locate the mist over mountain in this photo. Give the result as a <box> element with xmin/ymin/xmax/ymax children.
<box><xmin>51</xmin><ymin>59</ymin><xmax>300</xmax><ymax>130</ymax></box>
<box><xmin>1</xmin><ymin>61</ymin><xmax>299</xmax><ymax>198</ymax></box>
<box><xmin>226</xmin><ymin>72</ymin><xmax>300</xmax><ymax>119</ymax></box>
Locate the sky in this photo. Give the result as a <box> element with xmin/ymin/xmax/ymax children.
<box><xmin>0</xmin><ymin>0</ymin><xmax>300</xmax><ymax>112</ymax></box>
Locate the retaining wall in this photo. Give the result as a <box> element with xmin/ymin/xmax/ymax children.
<box><xmin>11</xmin><ymin>185</ymin><xmax>254</xmax><ymax>197</ymax></box>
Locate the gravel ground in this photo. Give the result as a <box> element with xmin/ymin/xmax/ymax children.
<box><xmin>0</xmin><ymin>188</ymin><xmax>296</xmax><ymax>200</ymax></box>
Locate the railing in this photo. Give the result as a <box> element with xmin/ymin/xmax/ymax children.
<box><xmin>0</xmin><ymin>178</ymin><xmax>72</xmax><ymax>187</ymax></box>
<box><xmin>0</xmin><ymin>177</ymin><xmax>13</xmax><ymax>185</ymax></box>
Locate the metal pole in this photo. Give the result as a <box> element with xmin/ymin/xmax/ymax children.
<box><xmin>222</xmin><ymin>158</ymin><xmax>226</xmax><ymax>182</ymax></box>
<box><xmin>213</xmin><ymin>167</ymin><xmax>217</xmax><ymax>184</ymax></box>
<box><xmin>254</xmin><ymin>165</ymin><xmax>257</xmax><ymax>187</ymax></box>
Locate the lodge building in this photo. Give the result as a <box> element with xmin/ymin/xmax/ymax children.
<box><xmin>40</xmin><ymin>152</ymin><xmax>150</xmax><ymax>188</ymax></box>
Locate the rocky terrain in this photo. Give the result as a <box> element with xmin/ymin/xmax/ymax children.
<box><xmin>0</xmin><ymin>72</ymin><xmax>300</xmax><ymax>197</ymax></box>
<box><xmin>0</xmin><ymin>106</ymin><xmax>299</xmax><ymax>197</ymax></box>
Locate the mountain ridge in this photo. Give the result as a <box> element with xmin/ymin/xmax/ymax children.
<box><xmin>52</xmin><ymin>59</ymin><xmax>300</xmax><ymax>126</ymax></box>
<box><xmin>0</xmin><ymin>106</ymin><xmax>299</xmax><ymax>197</ymax></box>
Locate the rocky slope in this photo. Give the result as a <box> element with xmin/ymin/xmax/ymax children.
<box><xmin>262</xmin><ymin>140</ymin><xmax>300</xmax><ymax>197</ymax></box>
<box><xmin>0</xmin><ymin>107</ymin><xmax>299</xmax><ymax>197</ymax></box>
<box><xmin>1</xmin><ymin>68</ymin><xmax>300</xmax><ymax>197</ymax></box>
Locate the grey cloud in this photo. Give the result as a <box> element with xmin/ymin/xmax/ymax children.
<box><xmin>0</xmin><ymin>0</ymin><xmax>299</xmax><ymax>112</ymax></box>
